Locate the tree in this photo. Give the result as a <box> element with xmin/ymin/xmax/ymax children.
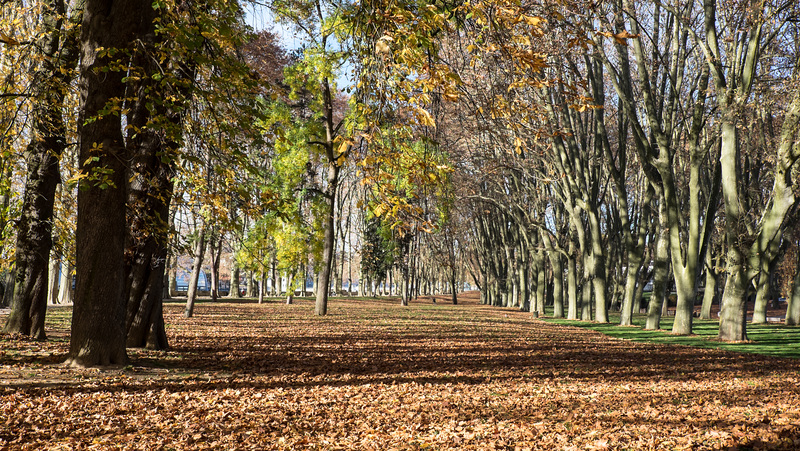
<box><xmin>67</xmin><ymin>0</ymin><xmax>156</xmax><ymax>367</ymax></box>
<box><xmin>698</xmin><ymin>0</ymin><xmax>800</xmax><ymax>341</ymax></box>
<box><xmin>3</xmin><ymin>0</ymin><xmax>81</xmax><ymax>339</ymax></box>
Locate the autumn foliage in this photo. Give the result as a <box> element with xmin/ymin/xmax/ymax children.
<box><xmin>2</xmin><ymin>294</ymin><xmax>800</xmax><ymax>450</ymax></box>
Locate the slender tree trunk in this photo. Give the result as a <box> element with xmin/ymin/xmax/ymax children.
<box><xmin>57</xmin><ymin>262</ymin><xmax>72</xmax><ymax>305</ymax></box>
<box><xmin>646</xmin><ymin>211</ymin><xmax>670</xmax><ymax>330</ymax></box>
<box><xmin>258</xmin><ymin>269</ymin><xmax>265</xmax><ymax>304</ymax></box>
<box><xmin>621</xmin><ymin>187</ymin><xmax>654</xmax><ymax>326</ymax></box>
<box><xmin>535</xmin><ymin>252</ymin><xmax>546</xmax><ymax>316</ymax></box>
<box><xmin>184</xmin><ymin>228</ymin><xmax>207</xmax><ymax>318</ymax></box>
<box><xmin>567</xmin><ymin>249</ymin><xmax>578</xmax><ymax>320</ymax></box>
<box><xmin>786</xmin><ymin>258</ymin><xmax>800</xmax><ymax>325</ymax></box>
<box><xmin>550</xmin><ymin>252</ymin><xmax>564</xmax><ymax>318</ymax></box>
<box><xmin>168</xmin><ymin>266</ymin><xmax>178</xmax><ymax>298</ymax></box>
<box><xmin>209</xmin><ymin>233</ymin><xmax>221</xmax><ymax>301</ymax></box>
<box><xmin>701</xmin><ymin>251</ymin><xmax>718</xmax><ymax>320</ymax></box>
<box><xmin>47</xmin><ymin>254</ymin><xmax>60</xmax><ymax>305</ymax></box>
<box><xmin>162</xmin><ymin>255</ymin><xmax>171</xmax><ymax>300</ymax></box>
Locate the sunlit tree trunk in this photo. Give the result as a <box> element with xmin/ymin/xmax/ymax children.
<box><xmin>701</xmin><ymin>250</ymin><xmax>719</xmax><ymax>320</ymax></box>
<box><xmin>57</xmin><ymin>262</ymin><xmax>72</xmax><ymax>305</ymax></box>
<box><xmin>646</xmin><ymin>205</ymin><xmax>670</xmax><ymax>330</ymax></box>
<box><xmin>786</xmin><ymin>258</ymin><xmax>800</xmax><ymax>325</ymax></box>
<box><xmin>229</xmin><ymin>265</ymin><xmax>240</xmax><ymax>298</ymax></box>
<box><xmin>47</xmin><ymin>254</ymin><xmax>60</xmax><ymax>305</ymax></box>
<box><xmin>184</xmin><ymin>228</ymin><xmax>207</xmax><ymax>318</ymax></box>
<box><xmin>4</xmin><ymin>0</ymin><xmax>80</xmax><ymax>340</ymax></box>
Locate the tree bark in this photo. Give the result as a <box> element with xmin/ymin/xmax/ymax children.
<box><xmin>786</xmin><ymin>256</ymin><xmax>800</xmax><ymax>325</ymax></box>
<box><xmin>57</xmin><ymin>261</ymin><xmax>73</xmax><ymax>305</ymax></box>
<box><xmin>184</xmin><ymin>228</ymin><xmax>207</xmax><ymax>318</ymax></box>
<box><xmin>229</xmin><ymin>265</ymin><xmax>240</xmax><ymax>298</ymax></box>
<box><xmin>646</xmin><ymin>207</ymin><xmax>670</xmax><ymax>330</ymax></box>
<box><xmin>47</xmin><ymin>254</ymin><xmax>60</xmax><ymax>305</ymax></box>
<box><xmin>4</xmin><ymin>0</ymin><xmax>79</xmax><ymax>340</ymax></box>
<box><xmin>68</xmin><ymin>0</ymin><xmax>154</xmax><ymax>367</ymax></box>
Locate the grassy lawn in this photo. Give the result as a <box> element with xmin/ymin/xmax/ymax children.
<box><xmin>542</xmin><ymin>307</ymin><xmax>800</xmax><ymax>359</ymax></box>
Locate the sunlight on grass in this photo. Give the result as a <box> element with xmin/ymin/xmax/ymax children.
<box><xmin>544</xmin><ymin>310</ymin><xmax>800</xmax><ymax>359</ymax></box>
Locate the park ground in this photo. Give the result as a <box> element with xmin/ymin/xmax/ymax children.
<box><xmin>2</xmin><ymin>293</ymin><xmax>800</xmax><ymax>450</ymax></box>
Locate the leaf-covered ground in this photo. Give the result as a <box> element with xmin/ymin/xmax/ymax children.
<box><xmin>2</xmin><ymin>293</ymin><xmax>800</xmax><ymax>450</ymax></box>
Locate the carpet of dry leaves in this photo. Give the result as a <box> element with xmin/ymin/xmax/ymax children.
<box><xmin>2</xmin><ymin>293</ymin><xmax>800</xmax><ymax>450</ymax></box>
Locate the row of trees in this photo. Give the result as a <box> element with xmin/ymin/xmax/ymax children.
<box><xmin>435</xmin><ymin>0</ymin><xmax>800</xmax><ymax>341</ymax></box>
<box><xmin>3</xmin><ymin>0</ymin><xmax>800</xmax><ymax>368</ymax></box>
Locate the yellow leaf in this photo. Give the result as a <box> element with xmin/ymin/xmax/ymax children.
<box><xmin>0</xmin><ymin>32</ymin><xmax>19</xmax><ymax>45</ymax></box>
<box><xmin>415</xmin><ymin>107</ymin><xmax>436</xmax><ymax>127</ymax></box>
<box><xmin>523</xmin><ymin>15</ymin><xmax>543</xmax><ymax>27</ymax></box>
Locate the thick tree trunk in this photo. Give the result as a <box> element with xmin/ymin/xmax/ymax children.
<box><xmin>718</xmin><ymin>118</ymin><xmax>749</xmax><ymax>341</ymax></box>
<box><xmin>4</xmin><ymin>0</ymin><xmax>78</xmax><ymax>340</ymax></box>
<box><xmin>123</xmin><ymin>29</ymin><xmax>179</xmax><ymax>349</ymax></box>
<box><xmin>246</xmin><ymin>271</ymin><xmax>256</xmax><ymax>297</ymax></box>
<box><xmin>68</xmin><ymin>0</ymin><xmax>155</xmax><ymax>367</ymax></box>
<box><xmin>588</xmin><ymin>211</ymin><xmax>609</xmax><ymax>323</ymax></box>
<box><xmin>752</xmin><ymin>265</ymin><xmax>771</xmax><ymax>324</ymax></box>
<box><xmin>718</xmin><ymin>256</ymin><xmax>748</xmax><ymax>341</ymax></box>
<box><xmin>228</xmin><ymin>265</ymin><xmax>240</xmax><ymax>298</ymax></box>
<box><xmin>124</xmin><ymin>158</ymin><xmax>172</xmax><ymax>349</ymax></box>
<box><xmin>124</xmin><ymin>235</ymin><xmax>169</xmax><ymax>349</ymax></box>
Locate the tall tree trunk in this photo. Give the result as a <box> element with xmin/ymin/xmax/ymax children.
<box><xmin>646</xmin><ymin>209</ymin><xmax>670</xmax><ymax>330</ymax></box>
<box><xmin>122</xmin><ymin>18</ymin><xmax>182</xmax><ymax>349</ymax></box>
<box><xmin>548</xmin><ymin>249</ymin><xmax>564</xmax><ymax>318</ymax></box>
<box><xmin>4</xmin><ymin>0</ymin><xmax>79</xmax><ymax>340</ymax></box>
<box><xmin>229</xmin><ymin>265</ymin><xmax>240</xmax><ymax>298</ymax></box>
<box><xmin>47</xmin><ymin>254</ymin><xmax>60</xmax><ymax>305</ymax></box>
<box><xmin>258</xmin><ymin>269</ymin><xmax>265</xmax><ymax>304</ymax></box>
<box><xmin>567</xmin><ymin>244</ymin><xmax>578</xmax><ymax>320</ymax></box>
<box><xmin>209</xmin><ymin>232</ymin><xmax>221</xmax><ymax>302</ymax></box>
<box><xmin>786</xmin><ymin>257</ymin><xmax>800</xmax><ymax>325</ymax></box>
<box><xmin>184</xmin><ymin>228</ymin><xmax>207</xmax><ymax>318</ymax></box>
<box><xmin>752</xmin><ymin>266</ymin><xmax>771</xmax><ymax>324</ymax></box>
<box><xmin>162</xmin><ymin>255</ymin><xmax>171</xmax><ymax>300</ymax></box>
<box><xmin>57</xmin><ymin>262</ymin><xmax>73</xmax><ymax>305</ymax></box>
<box><xmin>535</xmin><ymin>251</ymin><xmax>546</xmax><ymax>316</ymax></box>
<box><xmin>316</xmin><ymin>172</ymin><xmax>336</xmax><ymax>317</ymax></box>
<box><xmin>701</xmin><ymin>251</ymin><xmax>718</xmax><ymax>320</ymax></box>
<box><xmin>69</xmin><ymin>0</ymin><xmax>154</xmax><ymax>367</ymax></box>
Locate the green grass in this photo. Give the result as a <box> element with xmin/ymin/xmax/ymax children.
<box><xmin>542</xmin><ymin>308</ymin><xmax>800</xmax><ymax>359</ymax></box>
